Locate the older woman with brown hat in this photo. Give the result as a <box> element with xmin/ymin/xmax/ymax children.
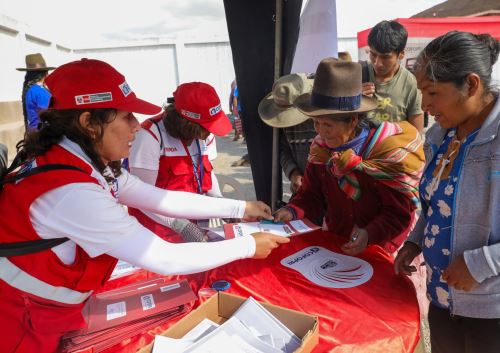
<box><xmin>274</xmin><ymin>58</ymin><xmax>425</xmax><ymax>255</ymax></box>
<box><xmin>16</xmin><ymin>53</ymin><xmax>55</xmax><ymax>130</ymax></box>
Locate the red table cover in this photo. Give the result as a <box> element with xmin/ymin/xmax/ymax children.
<box><xmin>97</xmin><ymin>230</ymin><xmax>420</xmax><ymax>353</ymax></box>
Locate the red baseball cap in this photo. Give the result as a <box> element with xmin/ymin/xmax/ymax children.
<box><xmin>45</xmin><ymin>58</ymin><xmax>161</xmax><ymax>115</ymax></box>
<box><xmin>173</xmin><ymin>82</ymin><xmax>232</xmax><ymax>136</ymax></box>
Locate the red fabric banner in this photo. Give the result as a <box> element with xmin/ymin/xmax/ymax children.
<box><xmin>357</xmin><ymin>17</ymin><xmax>500</xmax><ymax>48</ymax></box>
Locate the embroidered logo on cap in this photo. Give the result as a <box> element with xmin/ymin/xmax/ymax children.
<box><xmin>119</xmin><ymin>81</ymin><xmax>132</xmax><ymax>97</ymax></box>
<box><xmin>209</xmin><ymin>104</ymin><xmax>222</xmax><ymax>116</ymax></box>
<box><xmin>75</xmin><ymin>92</ymin><xmax>113</xmax><ymax>105</ymax></box>
<box><xmin>181</xmin><ymin>109</ymin><xmax>201</xmax><ymax>120</ymax></box>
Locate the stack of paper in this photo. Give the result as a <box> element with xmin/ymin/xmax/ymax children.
<box><xmin>62</xmin><ymin>278</ymin><xmax>196</xmax><ymax>353</ymax></box>
<box><xmin>151</xmin><ymin>297</ymin><xmax>301</xmax><ymax>353</ymax></box>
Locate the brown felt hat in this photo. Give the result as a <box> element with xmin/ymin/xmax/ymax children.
<box><xmin>16</xmin><ymin>53</ymin><xmax>56</xmax><ymax>71</ymax></box>
<box><xmin>258</xmin><ymin>73</ymin><xmax>313</xmax><ymax>128</ymax></box>
<box><xmin>294</xmin><ymin>57</ymin><xmax>376</xmax><ymax>117</ymax></box>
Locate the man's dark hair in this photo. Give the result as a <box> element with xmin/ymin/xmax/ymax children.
<box><xmin>368</xmin><ymin>20</ymin><xmax>408</xmax><ymax>54</ymax></box>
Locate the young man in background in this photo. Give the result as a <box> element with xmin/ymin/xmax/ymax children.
<box><xmin>362</xmin><ymin>20</ymin><xmax>424</xmax><ymax>131</ymax></box>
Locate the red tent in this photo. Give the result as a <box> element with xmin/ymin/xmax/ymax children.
<box><xmin>357</xmin><ymin>16</ymin><xmax>500</xmax><ymax>69</ymax></box>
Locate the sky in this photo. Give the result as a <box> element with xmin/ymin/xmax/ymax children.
<box><xmin>0</xmin><ymin>0</ymin><xmax>445</xmax><ymax>48</ymax></box>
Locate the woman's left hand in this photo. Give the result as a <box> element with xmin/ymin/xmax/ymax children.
<box><xmin>243</xmin><ymin>201</ymin><xmax>273</xmax><ymax>221</ymax></box>
<box><xmin>341</xmin><ymin>226</ymin><xmax>369</xmax><ymax>255</ymax></box>
<box><xmin>308</xmin><ymin>144</ymin><xmax>331</xmax><ymax>164</ymax></box>
<box><xmin>442</xmin><ymin>255</ymin><xmax>478</xmax><ymax>292</ymax></box>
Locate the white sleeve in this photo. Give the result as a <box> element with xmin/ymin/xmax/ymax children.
<box><xmin>117</xmin><ymin>170</ymin><xmax>245</xmax><ymax>219</ymax></box>
<box><xmin>31</xmin><ymin>183</ymin><xmax>147</xmax><ymax>257</ymax></box>
<box><xmin>128</xmin><ymin>166</ymin><xmax>177</xmax><ymax>227</ymax></box>
<box><xmin>128</xmin><ymin>127</ymin><xmax>161</xmax><ymax>170</ymax></box>
<box><xmin>30</xmin><ymin>183</ymin><xmax>256</xmax><ymax>273</ymax></box>
<box><xmin>206</xmin><ymin>134</ymin><xmax>217</xmax><ymax>161</ymax></box>
<box><xmin>204</xmin><ymin>135</ymin><xmax>221</xmax><ymax>197</ymax></box>
<box><xmin>130</xmin><ymin>166</ymin><xmax>158</xmax><ymax>185</ymax></box>
<box><xmin>207</xmin><ymin>172</ymin><xmax>223</xmax><ymax>197</ymax></box>
<box><xmin>108</xmin><ymin>229</ymin><xmax>256</xmax><ymax>275</ymax></box>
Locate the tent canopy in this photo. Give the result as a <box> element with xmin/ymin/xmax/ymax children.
<box><xmin>358</xmin><ymin>16</ymin><xmax>500</xmax><ymax>48</ymax></box>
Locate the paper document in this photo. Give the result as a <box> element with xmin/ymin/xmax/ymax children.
<box><xmin>150</xmin><ymin>296</ymin><xmax>302</xmax><ymax>353</ymax></box>
<box><xmin>232</xmin><ymin>297</ymin><xmax>301</xmax><ymax>353</ymax></box>
<box><xmin>223</xmin><ymin>219</ymin><xmax>319</xmax><ymax>239</ymax></box>
<box><xmin>152</xmin><ymin>336</ymin><xmax>193</xmax><ymax>353</ymax></box>
<box><xmin>185</xmin><ymin>317</ymin><xmax>282</xmax><ymax>353</ymax></box>
<box><xmin>182</xmin><ymin>319</ymin><xmax>220</xmax><ymax>342</ymax></box>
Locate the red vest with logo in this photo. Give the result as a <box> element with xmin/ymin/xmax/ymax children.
<box><xmin>0</xmin><ymin>145</ymin><xmax>118</xmax><ymax>295</ymax></box>
<box><xmin>128</xmin><ymin>115</ymin><xmax>214</xmax><ymax>240</ymax></box>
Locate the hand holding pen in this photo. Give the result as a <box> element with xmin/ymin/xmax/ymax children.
<box><xmin>341</xmin><ymin>225</ymin><xmax>369</xmax><ymax>256</ymax></box>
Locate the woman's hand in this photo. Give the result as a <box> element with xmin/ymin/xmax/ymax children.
<box><xmin>394</xmin><ymin>242</ymin><xmax>422</xmax><ymax>275</ymax></box>
<box><xmin>273</xmin><ymin>208</ymin><xmax>294</xmax><ymax>222</ymax></box>
<box><xmin>308</xmin><ymin>144</ymin><xmax>331</xmax><ymax>164</ymax></box>
<box><xmin>341</xmin><ymin>226</ymin><xmax>369</xmax><ymax>255</ymax></box>
<box><xmin>442</xmin><ymin>254</ymin><xmax>478</xmax><ymax>292</ymax></box>
<box><xmin>251</xmin><ymin>232</ymin><xmax>290</xmax><ymax>259</ymax></box>
<box><xmin>289</xmin><ymin>169</ymin><xmax>303</xmax><ymax>194</ymax></box>
<box><xmin>243</xmin><ymin>201</ymin><xmax>273</xmax><ymax>221</ymax></box>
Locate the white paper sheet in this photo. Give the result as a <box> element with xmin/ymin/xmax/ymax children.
<box><xmin>185</xmin><ymin>317</ymin><xmax>282</xmax><ymax>353</ymax></box>
<box><xmin>151</xmin><ymin>336</ymin><xmax>193</xmax><ymax>353</ymax></box>
<box><xmin>289</xmin><ymin>220</ymin><xmax>313</xmax><ymax>233</ymax></box>
<box><xmin>182</xmin><ymin>318</ymin><xmax>220</xmax><ymax>342</ymax></box>
<box><xmin>232</xmin><ymin>297</ymin><xmax>301</xmax><ymax>353</ymax></box>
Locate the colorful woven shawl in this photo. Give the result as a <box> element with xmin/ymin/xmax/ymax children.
<box><xmin>308</xmin><ymin>121</ymin><xmax>425</xmax><ymax>205</ymax></box>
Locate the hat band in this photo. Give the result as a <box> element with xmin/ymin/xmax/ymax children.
<box><xmin>311</xmin><ymin>92</ymin><xmax>361</xmax><ymax>111</ymax></box>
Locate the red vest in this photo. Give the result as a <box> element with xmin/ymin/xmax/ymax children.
<box><xmin>128</xmin><ymin>116</ymin><xmax>214</xmax><ymax>240</ymax></box>
<box><xmin>0</xmin><ymin>145</ymin><xmax>118</xmax><ymax>296</ymax></box>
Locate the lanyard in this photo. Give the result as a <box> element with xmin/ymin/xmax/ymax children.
<box><xmin>183</xmin><ymin>140</ymin><xmax>204</xmax><ymax>194</ymax></box>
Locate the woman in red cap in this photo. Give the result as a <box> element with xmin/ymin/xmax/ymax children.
<box><xmin>128</xmin><ymin>82</ymin><xmax>232</xmax><ymax>242</ymax></box>
<box><xmin>0</xmin><ymin>59</ymin><xmax>288</xmax><ymax>353</ymax></box>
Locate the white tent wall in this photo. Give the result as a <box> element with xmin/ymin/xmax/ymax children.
<box><xmin>1</xmin><ymin>10</ymin><xmax>360</xmax><ymax>118</ymax></box>
<box><xmin>0</xmin><ymin>15</ymin><xmax>72</xmax><ymax>102</ymax></box>
<box><xmin>182</xmin><ymin>42</ymin><xmax>235</xmax><ymax>112</ymax></box>
<box><xmin>73</xmin><ymin>44</ymin><xmax>179</xmax><ymax>120</ymax></box>
<box><xmin>0</xmin><ymin>15</ymin><xmax>237</xmax><ymax>123</ymax></box>
<box><xmin>75</xmin><ymin>40</ymin><xmax>236</xmax><ymax>120</ymax></box>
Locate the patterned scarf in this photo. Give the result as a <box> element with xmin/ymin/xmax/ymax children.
<box><xmin>308</xmin><ymin>121</ymin><xmax>425</xmax><ymax>205</ymax></box>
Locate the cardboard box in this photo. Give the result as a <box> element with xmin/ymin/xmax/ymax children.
<box><xmin>138</xmin><ymin>292</ymin><xmax>319</xmax><ymax>353</ymax></box>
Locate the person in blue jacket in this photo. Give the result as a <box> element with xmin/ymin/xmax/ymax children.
<box><xmin>17</xmin><ymin>53</ymin><xmax>55</xmax><ymax>130</ymax></box>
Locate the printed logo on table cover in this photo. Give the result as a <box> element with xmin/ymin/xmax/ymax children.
<box><xmin>280</xmin><ymin>246</ymin><xmax>373</xmax><ymax>288</ymax></box>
